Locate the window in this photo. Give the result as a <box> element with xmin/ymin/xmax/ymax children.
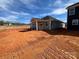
<box><xmin>45</xmin><ymin>22</ymin><xmax>48</xmax><ymax>26</ymax></box>
<box><xmin>72</xmin><ymin>19</ymin><xmax>78</xmax><ymax>25</ymax></box>
<box><xmin>69</xmin><ymin>8</ymin><xmax>75</xmax><ymax>15</ymax></box>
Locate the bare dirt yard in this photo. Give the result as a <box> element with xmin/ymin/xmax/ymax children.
<box><xmin>0</xmin><ymin>26</ymin><xmax>79</xmax><ymax>59</ymax></box>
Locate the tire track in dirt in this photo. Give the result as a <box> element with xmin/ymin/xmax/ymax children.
<box><xmin>36</xmin><ymin>36</ymin><xmax>78</xmax><ymax>59</ymax></box>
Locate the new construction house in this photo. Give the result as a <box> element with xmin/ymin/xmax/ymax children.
<box><xmin>67</xmin><ymin>2</ymin><xmax>79</xmax><ymax>31</ymax></box>
<box><xmin>31</xmin><ymin>16</ymin><xmax>65</xmax><ymax>30</ymax></box>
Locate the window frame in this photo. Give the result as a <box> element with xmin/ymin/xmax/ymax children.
<box><xmin>72</xmin><ymin>19</ymin><xmax>78</xmax><ymax>25</ymax></box>
<box><xmin>69</xmin><ymin>8</ymin><xmax>75</xmax><ymax>16</ymax></box>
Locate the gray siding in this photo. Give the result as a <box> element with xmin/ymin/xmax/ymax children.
<box><xmin>31</xmin><ymin>23</ymin><xmax>36</xmax><ymax>29</ymax></box>
<box><xmin>31</xmin><ymin>21</ymin><xmax>65</xmax><ymax>30</ymax></box>
<box><xmin>51</xmin><ymin>21</ymin><xmax>63</xmax><ymax>29</ymax></box>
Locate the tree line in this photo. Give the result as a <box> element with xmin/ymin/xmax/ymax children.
<box><xmin>0</xmin><ymin>20</ymin><xmax>26</xmax><ymax>26</ymax></box>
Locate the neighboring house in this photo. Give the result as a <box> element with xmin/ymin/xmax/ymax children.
<box><xmin>31</xmin><ymin>16</ymin><xmax>65</xmax><ymax>30</ymax></box>
<box><xmin>67</xmin><ymin>2</ymin><xmax>79</xmax><ymax>31</ymax></box>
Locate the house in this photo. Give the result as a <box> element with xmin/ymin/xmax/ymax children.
<box><xmin>67</xmin><ymin>2</ymin><xmax>79</xmax><ymax>31</ymax></box>
<box><xmin>31</xmin><ymin>16</ymin><xmax>65</xmax><ymax>30</ymax></box>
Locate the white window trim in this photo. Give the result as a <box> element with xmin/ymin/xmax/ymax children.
<box><xmin>72</xmin><ymin>19</ymin><xmax>78</xmax><ymax>25</ymax></box>
<box><xmin>69</xmin><ymin>8</ymin><xmax>75</xmax><ymax>16</ymax></box>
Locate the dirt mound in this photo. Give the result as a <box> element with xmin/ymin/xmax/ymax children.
<box><xmin>0</xmin><ymin>30</ymin><xmax>50</xmax><ymax>56</ymax></box>
<box><xmin>0</xmin><ymin>28</ymin><xmax>79</xmax><ymax>59</ymax></box>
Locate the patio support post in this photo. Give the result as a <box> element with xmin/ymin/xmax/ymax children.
<box><xmin>36</xmin><ymin>20</ymin><xmax>38</xmax><ymax>30</ymax></box>
<box><xmin>49</xmin><ymin>20</ymin><xmax>51</xmax><ymax>30</ymax></box>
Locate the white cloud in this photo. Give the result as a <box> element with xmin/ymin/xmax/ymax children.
<box><xmin>0</xmin><ymin>0</ymin><xmax>13</xmax><ymax>9</ymax></box>
<box><xmin>54</xmin><ymin>0</ymin><xmax>63</xmax><ymax>6</ymax></box>
<box><xmin>54</xmin><ymin>0</ymin><xmax>62</xmax><ymax>4</ymax></box>
<box><xmin>11</xmin><ymin>11</ymin><xmax>30</xmax><ymax>16</ymax></box>
<box><xmin>20</xmin><ymin>0</ymin><xmax>39</xmax><ymax>9</ymax></box>
<box><xmin>0</xmin><ymin>15</ymin><xmax>18</xmax><ymax>22</ymax></box>
<box><xmin>38</xmin><ymin>8</ymin><xmax>67</xmax><ymax>17</ymax></box>
<box><xmin>0</xmin><ymin>0</ymin><xmax>38</xmax><ymax>10</ymax></box>
<box><xmin>20</xmin><ymin>0</ymin><xmax>36</xmax><ymax>5</ymax></box>
<box><xmin>0</xmin><ymin>17</ymin><xmax>7</xmax><ymax>21</ymax></box>
<box><xmin>64</xmin><ymin>0</ymin><xmax>79</xmax><ymax>8</ymax></box>
<box><xmin>0</xmin><ymin>7</ymin><xmax>31</xmax><ymax>16</ymax></box>
<box><xmin>52</xmin><ymin>8</ymin><xmax>67</xmax><ymax>15</ymax></box>
<box><xmin>65</xmin><ymin>2</ymin><xmax>74</xmax><ymax>8</ymax></box>
<box><xmin>69</xmin><ymin>0</ymin><xmax>79</xmax><ymax>3</ymax></box>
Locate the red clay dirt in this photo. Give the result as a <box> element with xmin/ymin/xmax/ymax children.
<box><xmin>0</xmin><ymin>28</ymin><xmax>79</xmax><ymax>59</ymax></box>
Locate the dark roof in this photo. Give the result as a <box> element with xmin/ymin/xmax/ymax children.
<box><xmin>32</xmin><ymin>18</ymin><xmax>40</xmax><ymax>20</ymax></box>
<box><xmin>31</xmin><ymin>18</ymin><xmax>40</xmax><ymax>22</ymax></box>
<box><xmin>42</xmin><ymin>16</ymin><xmax>64</xmax><ymax>23</ymax></box>
<box><xmin>67</xmin><ymin>2</ymin><xmax>79</xmax><ymax>9</ymax></box>
<box><xmin>31</xmin><ymin>16</ymin><xmax>64</xmax><ymax>23</ymax></box>
<box><xmin>42</xmin><ymin>16</ymin><xmax>53</xmax><ymax>20</ymax></box>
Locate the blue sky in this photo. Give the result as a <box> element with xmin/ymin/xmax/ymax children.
<box><xmin>0</xmin><ymin>0</ymin><xmax>79</xmax><ymax>24</ymax></box>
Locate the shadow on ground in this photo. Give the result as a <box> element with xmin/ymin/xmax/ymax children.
<box><xmin>44</xmin><ymin>28</ymin><xmax>79</xmax><ymax>37</ymax></box>
<box><xmin>19</xmin><ymin>28</ymin><xmax>32</xmax><ymax>32</ymax></box>
<box><xmin>19</xmin><ymin>28</ymin><xmax>79</xmax><ymax>37</ymax></box>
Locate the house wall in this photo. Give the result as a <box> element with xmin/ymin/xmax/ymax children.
<box><xmin>31</xmin><ymin>18</ymin><xmax>65</xmax><ymax>30</ymax></box>
<box><xmin>31</xmin><ymin>22</ymin><xmax>36</xmax><ymax>30</ymax></box>
<box><xmin>62</xmin><ymin>23</ymin><xmax>65</xmax><ymax>28</ymax></box>
<box><xmin>67</xmin><ymin>6</ymin><xmax>79</xmax><ymax>31</ymax></box>
<box><xmin>31</xmin><ymin>21</ymin><xmax>64</xmax><ymax>30</ymax></box>
<box><xmin>31</xmin><ymin>21</ymin><xmax>49</xmax><ymax>30</ymax></box>
<box><xmin>51</xmin><ymin>21</ymin><xmax>63</xmax><ymax>29</ymax></box>
<box><xmin>38</xmin><ymin>21</ymin><xmax>49</xmax><ymax>30</ymax></box>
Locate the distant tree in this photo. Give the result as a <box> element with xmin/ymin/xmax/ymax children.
<box><xmin>0</xmin><ymin>20</ymin><xmax>26</xmax><ymax>26</ymax></box>
<box><xmin>0</xmin><ymin>20</ymin><xmax>4</xmax><ymax>25</ymax></box>
<box><xmin>5</xmin><ymin>21</ymin><xmax>10</xmax><ymax>25</ymax></box>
